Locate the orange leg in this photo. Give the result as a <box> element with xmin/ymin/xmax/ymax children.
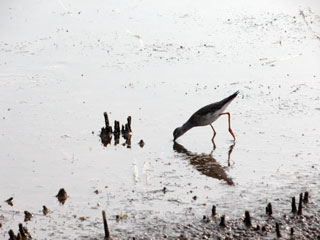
<box><xmin>210</xmin><ymin>124</ymin><xmax>217</xmax><ymax>149</ymax></box>
<box><xmin>219</xmin><ymin>112</ymin><xmax>236</xmax><ymax>141</ymax></box>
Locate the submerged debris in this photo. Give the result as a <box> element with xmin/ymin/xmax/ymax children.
<box><xmin>211</xmin><ymin>205</ymin><xmax>216</xmax><ymax>216</ymax></box>
<box><xmin>219</xmin><ymin>215</ymin><xmax>226</xmax><ymax>227</ymax></box>
<box><xmin>19</xmin><ymin>223</ymin><xmax>31</xmax><ymax>239</ymax></box>
<box><xmin>8</xmin><ymin>223</ymin><xmax>32</xmax><ymax>240</ymax></box>
<box><xmin>303</xmin><ymin>191</ymin><xmax>309</xmax><ymax>204</ymax></box>
<box><xmin>8</xmin><ymin>229</ymin><xmax>16</xmax><ymax>240</ymax></box>
<box><xmin>138</xmin><ymin>139</ymin><xmax>145</xmax><ymax>148</ymax></box>
<box><xmin>291</xmin><ymin>196</ymin><xmax>297</xmax><ymax>214</ymax></box>
<box><xmin>56</xmin><ymin>188</ymin><xmax>68</xmax><ymax>205</ymax></box>
<box><xmin>162</xmin><ymin>187</ymin><xmax>167</xmax><ymax>194</ymax></box>
<box><xmin>5</xmin><ymin>197</ymin><xmax>13</xmax><ymax>206</ymax></box>
<box><xmin>100</xmin><ymin>112</ymin><xmax>133</xmax><ymax>148</ymax></box>
<box><xmin>290</xmin><ymin>227</ymin><xmax>294</xmax><ymax>236</ymax></box>
<box><xmin>24</xmin><ymin>211</ymin><xmax>33</xmax><ymax>222</ymax></box>
<box><xmin>115</xmin><ymin>213</ymin><xmax>128</xmax><ymax>222</ymax></box>
<box><xmin>298</xmin><ymin>193</ymin><xmax>303</xmax><ymax>215</ymax></box>
<box><xmin>243</xmin><ymin>211</ymin><xmax>252</xmax><ymax>227</ymax></box>
<box><xmin>276</xmin><ymin>222</ymin><xmax>281</xmax><ymax>238</ymax></box>
<box><xmin>266</xmin><ymin>202</ymin><xmax>272</xmax><ymax>216</ymax></box>
<box><xmin>42</xmin><ymin>205</ymin><xmax>49</xmax><ymax>215</ymax></box>
<box><xmin>94</xmin><ymin>189</ymin><xmax>100</xmax><ymax>194</ymax></box>
<box><xmin>114</xmin><ymin>120</ymin><xmax>120</xmax><ymax>142</ymax></box>
<box><xmin>100</xmin><ymin>112</ymin><xmax>113</xmax><ymax>146</ymax></box>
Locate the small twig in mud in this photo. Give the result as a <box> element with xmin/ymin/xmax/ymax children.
<box><xmin>276</xmin><ymin>222</ymin><xmax>281</xmax><ymax>238</ymax></box>
<box><xmin>266</xmin><ymin>203</ymin><xmax>272</xmax><ymax>216</ymax></box>
<box><xmin>102</xmin><ymin>210</ymin><xmax>110</xmax><ymax>239</ymax></box>
<box><xmin>291</xmin><ymin>197</ymin><xmax>297</xmax><ymax>214</ymax></box>
<box><xmin>298</xmin><ymin>193</ymin><xmax>303</xmax><ymax>215</ymax></box>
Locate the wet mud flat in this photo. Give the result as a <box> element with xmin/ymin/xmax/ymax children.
<box><xmin>1</xmin><ymin>0</ymin><xmax>320</xmax><ymax>239</ymax></box>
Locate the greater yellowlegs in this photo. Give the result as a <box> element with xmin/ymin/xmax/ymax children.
<box><xmin>173</xmin><ymin>91</ymin><xmax>239</xmax><ymax>143</ymax></box>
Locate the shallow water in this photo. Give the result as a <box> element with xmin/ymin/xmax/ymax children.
<box><xmin>1</xmin><ymin>0</ymin><xmax>320</xmax><ymax>239</ymax></box>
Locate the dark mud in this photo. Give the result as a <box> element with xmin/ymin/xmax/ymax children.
<box><xmin>2</xmin><ymin>192</ymin><xmax>320</xmax><ymax>239</ymax></box>
<box><xmin>100</xmin><ymin>194</ymin><xmax>320</xmax><ymax>240</ymax></box>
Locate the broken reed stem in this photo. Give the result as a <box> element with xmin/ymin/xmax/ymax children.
<box><xmin>291</xmin><ymin>197</ymin><xmax>297</xmax><ymax>214</ymax></box>
<box><xmin>102</xmin><ymin>210</ymin><xmax>110</xmax><ymax>239</ymax></box>
<box><xmin>276</xmin><ymin>222</ymin><xmax>281</xmax><ymax>238</ymax></box>
<box><xmin>298</xmin><ymin>193</ymin><xmax>303</xmax><ymax>215</ymax></box>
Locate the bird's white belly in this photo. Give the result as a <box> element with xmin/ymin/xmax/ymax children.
<box><xmin>198</xmin><ymin>111</ymin><xmax>221</xmax><ymax>126</ymax></box>
<box><xmin>198</xmin><ymin>102</ymin><xmax>231</xmax><ymax>126</ymax></box>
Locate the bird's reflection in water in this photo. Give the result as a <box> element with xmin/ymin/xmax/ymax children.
<box><xmin>173</xmin><ymin>142</ymin><xmax>235</xmax><ymax>186</ymax></box>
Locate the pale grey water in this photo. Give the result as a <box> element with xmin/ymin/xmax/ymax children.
<box><xmin>0</xmin><ymin>0</ymin><xmax>320</xmax><ymax>239</ymax></box>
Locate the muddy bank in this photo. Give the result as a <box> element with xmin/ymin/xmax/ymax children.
<box><xmin>110</xmin><ymin>203</ymin><xmax>320</xmax><ymax>240</ymax></box>
<box><xmin>104</xmin><ymin>192</ymin><xmax>320</xmax><ymax>239</ymax></box>
<box><xmin>2</xmin><ymin>190</ymin><xmax>319</xmax><ymax>239</ymax></box>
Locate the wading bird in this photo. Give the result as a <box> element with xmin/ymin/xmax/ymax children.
<box><xmin>173</xmin><ymin>91</ymin><xmax>239</xmax><ymax>145</ymax></box>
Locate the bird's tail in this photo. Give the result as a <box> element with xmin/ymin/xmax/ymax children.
<box><xmin>218</xmin><ymin>90</ymin><xmax>240</xmax><ymax>107</ymax></box>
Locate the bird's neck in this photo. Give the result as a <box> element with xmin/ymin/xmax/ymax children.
<box><xmin>181</xmin><ymin>122</ymin><xmax>193</xmax><ymax>133</ymax></box>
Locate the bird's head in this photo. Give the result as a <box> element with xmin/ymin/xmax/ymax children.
<box><xmin>173</xmin><ymin>127</ymin><xmax>184</xmax><ymax>141</ymax></box>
